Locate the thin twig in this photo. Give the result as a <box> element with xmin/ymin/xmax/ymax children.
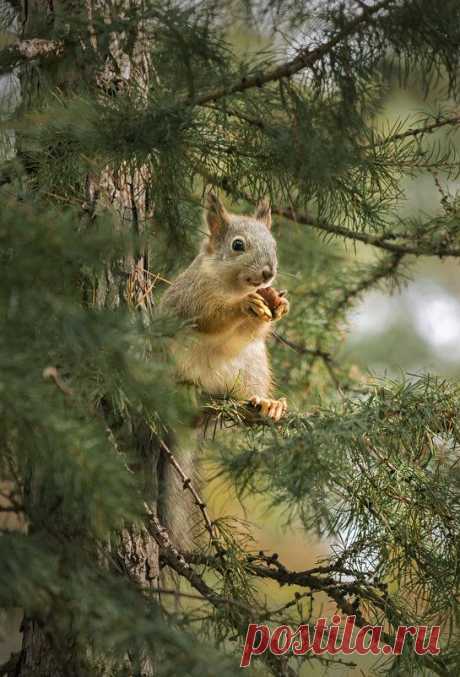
<box><xmin>329</xmin><ymin>252</ymin><xmax>403</xmax><ymax>317</ymax></box>
<box><xmin>273</xmin><ymin>331</ymin><xmax>342</xmax><ymax>388</ymax></box>
<box><xmin>272</xmin><ymin>331</ymin><xmax>331</xmax><ymax>360</ymax></box>
<box><xmin>375</xmin><ymin>113</ymin><xmax>460</xmax><ymax>147</ymax></box>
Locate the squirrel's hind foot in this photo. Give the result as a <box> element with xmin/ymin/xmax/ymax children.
<box><xmin>250</xmin><ymin>395</ymin><xmax>287</xmax><ymax>422</ymax></box>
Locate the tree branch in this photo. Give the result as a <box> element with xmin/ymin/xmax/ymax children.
<box><xmin>185</xmin><ymin>551</ymin><xmax>448</xmax><ymax>677</ymax></box>
<box><xmin>374</xmin><ymin>113</ymin><xmax>460</xmax><ymax>147</ymax></box>
<box><xmin>145</xmin><ymin>510</ymin><xmax>296</xmax><ymax>677</ymax></box>
<box><xmin>190</xmin><ymin>0</ymin><xmax>396</xmax><ymax>105</ymax></box>
<box><xmin>196</xmin><ymin>167</ymin><xmax>460</xmax><ymax>258</ymax></box>
<box><xmin>0</xmin><ymin>39</ymin><xmax>64</xmax><ymax>75</ymax></box>
<box><xmin>329</xmin><ymin>252</ymin><xmax>403</xmax><ymax>316</ymax></box>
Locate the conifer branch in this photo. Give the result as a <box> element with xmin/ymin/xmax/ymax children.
<box><xmin>272</xmin><ymin>206</ymin><xmax>460</xmax><ymax>257</ymax></box>
<box><xmin>329</xmin><ymin>252</ymin><xmax>403</xmax><ymax>317</ymax></box>
<box><xmin>147</xmin><ymin>511</ymin><xmax>223</xmax><ymax>602</ymax></box>
<box><xmin>203</xmin><ymin>104</ymin><xmax>266</xmax><ymax>130</ymax></box>
<box><xmin>206</xmin><ymin>106</ymin><xmax>460</xmax><ymax>153</ymax></box>
<box><xmin>198</xmin><ymin>168</ymin><xmax>460</xmax><ymax>257</ymax></box>
<box><xmin>289</xmin><ymin>252</ymin><xmax>404</xmax><ymax>388</ymax></box>
<box><xmin>186</xmin><ymin>551</ymin><xmax>447</xmax><ymax>677</ymax></box>
<box><xmin>374</xmin><ymin>113</ymin><xmax>460</xmax><ymax>146</ymax></box>
<box><xmin>5</xmin><ymin>1</ymin><xmax>460</xmax><ymax>673</ymax></box>
<box><xmin>272</xmin><ymin>331</ymin><xmax>343</xmax><ymax>389</ymax></box>
<box><xmin>190</xmin><ymin>0</ymin><xmax>396</xmax><ymax>105</ymax></box>
<box><xmin>146</xmin><ymin>511</ymin><xmax>296</xmax><ymax>677</ymax></box>
<box><xmin>247</xmin><ymin>561</ymin><xmax>448</xmax><ymax>676</ymax></box>
<box><xmin>272</xmin><ymin>254</ymin><xmax>403</xmax><ymax>380</ymax></box>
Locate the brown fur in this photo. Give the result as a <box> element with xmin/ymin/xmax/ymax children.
<box><xmin>158</xmin><ymin>194</ymin><xmax>289</xmax><ymax>547</ymax></box>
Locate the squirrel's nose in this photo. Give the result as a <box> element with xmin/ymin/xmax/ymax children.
<box><xmin>262</xmin><ymin>265</ymin><xmax>273</xmax><ymax>282</ymax></box>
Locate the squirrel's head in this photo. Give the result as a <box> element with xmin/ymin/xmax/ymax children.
<box><xmin>203</xmin><ymin>193</ymin><xmax>277</xmax><ymax>297</ymax></box>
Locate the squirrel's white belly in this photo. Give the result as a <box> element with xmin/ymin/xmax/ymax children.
<box><xmin>172</xmin><ymin>331</ymin><xmax>269</xmax><ymax>399</ymax></box>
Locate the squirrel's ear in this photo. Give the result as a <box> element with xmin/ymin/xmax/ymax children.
<box><xmin>254</xmin><ymin>198</ymin><xmax>272</xmax><ymax>230</ymax></box>
<box><xmin>206</xmin><ymin>192</ymin><xmax>231</xmax><ymax>237</ymax></box>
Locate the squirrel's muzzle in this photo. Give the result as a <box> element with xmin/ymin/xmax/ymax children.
<box><xmin>246</xmin><ymin>264</ymin><xmax>275</xmax><ymax>287</ymax></box>
<box><xmin>262</xmin><ymin>265</ymin><xmax>273</xmax><ymax>281</ymax></box>
<box><xmin>245</xmin><ymin>264</ymin><xmax>274</xmax><ymax>287</ymax></box>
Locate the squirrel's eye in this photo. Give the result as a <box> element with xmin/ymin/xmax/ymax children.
<box><xmin>232</xmin><ymin>238</ymin><xmax>245</xmax><ymax>252</ymax></box>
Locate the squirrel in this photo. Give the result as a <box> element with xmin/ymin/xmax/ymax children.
<box><xmin>158</xmin><ymin>193</ymin><xmax>289</xmax><ymax>545</ymax></box>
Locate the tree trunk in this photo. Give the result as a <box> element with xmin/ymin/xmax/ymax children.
<box><xmin>11</xmin><ymin>2</ymin><xmax>160</xmax><ymax>675</ymax></box>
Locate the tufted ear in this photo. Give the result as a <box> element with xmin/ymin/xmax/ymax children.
<box><xmin>206</xmin><ymin>192</ymin><xmax>231</xmax><ymax>237</ymax></box>
<box><xmin>254</xmin><ymin>198</ymin><xmax>272</xmax><ymax>230</ymax></box>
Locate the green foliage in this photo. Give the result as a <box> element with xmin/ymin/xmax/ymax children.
<box><xmin>1</xmin><ymin>0</ymin><xmax>460</xmax><ymax>675</ymax></box>
<box><xmin>0</xmin><ymin>198</ymin><xmax>213</xmax><ymax>674</ymax></box>
<box><xmin>216</xmin><ymin>377</ymin><xmax>460</xmax><ymax>588</ymax></box>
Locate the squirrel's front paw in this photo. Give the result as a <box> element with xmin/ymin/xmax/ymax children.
<box><xmin>256</xmin><ymin>287</ymin><xmax>289</xmax><ymax>322</ymax></box>
<box><xmin>243</xmin><ymin>292</ymin><xmax>272</xmax><ymax>322</ymax></box>
<box><xmin>272</xmin><ymin>295</ymin><xmax>289</xmax><ymax>321</ymax></box>
<box><xmin>250</xmin><ymin>396</ymin><xmax>287</xmax><ymax>422</ymax></box>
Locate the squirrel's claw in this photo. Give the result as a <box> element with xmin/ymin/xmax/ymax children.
<box><xmin>272</xmin><ymin>296</ymin><xmax>290</xmax><ymax>321</ymax></box>
<box><xmin>250</xmin><ymin>396</ymin><xmax>287</xmax><ymax>422</ymax></box>
<box><xmin>243</xmin><ymin>293</ymin><xmax>272</xmax><ymax>322</ymax></box>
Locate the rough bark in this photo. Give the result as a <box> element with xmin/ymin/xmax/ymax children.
<box><xmin>10</xmin><ymin>2</ymin><xmax>160</xmax><ymax>675</ymax></box>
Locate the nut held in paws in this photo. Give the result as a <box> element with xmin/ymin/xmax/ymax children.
<box><xmin>257</xmin><ymin>287</ymin><xmax>285</xmax><ymax>314</ymax></box>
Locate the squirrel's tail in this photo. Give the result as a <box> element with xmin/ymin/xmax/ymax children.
<box><xmin>158</xmin><ymin>434</ymin><xmax>200</xmax><ymax>553</ymax></box>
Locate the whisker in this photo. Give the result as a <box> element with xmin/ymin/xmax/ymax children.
<box><xmin>276</xmin><ymin>270</ymin><xmax>299</xmax><ymax>279</ymax></box>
